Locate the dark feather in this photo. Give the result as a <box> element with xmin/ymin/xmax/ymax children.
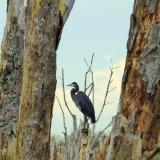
<box><xmin>69</xmin><ymin>82</ymin><xmax>96</xmax><ymax>123</ymax></box>
<box><xmin>73</xmin><ymin>91</ymin><xmax>96</xmax><ymax>123</ymax></box>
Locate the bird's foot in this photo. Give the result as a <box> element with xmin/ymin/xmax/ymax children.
<box><xmin>81</xmin><ymin>128</ymin><xmax>88</xmax><ymax>135</ymax></box>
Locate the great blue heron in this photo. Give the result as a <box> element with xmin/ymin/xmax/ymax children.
<box><xmin>67</xmin><ymin>82</ymin><xmax>96</xmax><ymax>127</ymax></box>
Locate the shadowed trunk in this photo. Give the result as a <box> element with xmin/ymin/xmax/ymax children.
<box><xmin>106</xmin><ymin>0</ymin><xmax>160</xmax><ymax>159</ymax></box>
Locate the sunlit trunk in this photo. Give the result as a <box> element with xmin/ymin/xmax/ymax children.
<box><xmin>106</xmin><ymin>0</ymin><xmax>160</xmax><ymax>159</ymax></box>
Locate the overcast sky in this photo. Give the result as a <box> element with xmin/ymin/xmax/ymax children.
<box><xmin>0</xmin><ymin>0</ymin><xmax>134</xmax><ymax>136</ymax></box>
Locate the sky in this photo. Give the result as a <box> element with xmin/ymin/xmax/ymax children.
<box><xmin>0</xmin><ymin>0</ymin><xmax>134</xmax><ymax>136</ymax></box>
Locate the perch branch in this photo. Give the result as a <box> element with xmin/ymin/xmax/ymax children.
<box><xmin>55</xmin><ymin>95</ymin><xmax>67</xmax><ymax>143</ymax></box>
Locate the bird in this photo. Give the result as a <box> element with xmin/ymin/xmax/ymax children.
<box><xmin>67</xmin><ymin>82</ymin><xmax>96</xmax><ymax>126</ymax></box>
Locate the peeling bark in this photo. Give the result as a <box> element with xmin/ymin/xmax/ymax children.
<box><xmin>0</xmin><ymin>0</ymin><xmax>25</xmax><ymax>150</ymax></box>
<box><xmin>15</xmin><ymin>0</ymin><xmax>75</xmax><ymax>160</ymax></box>
<box><xmin>0</xmin><ymin>0</ymin><xmax>75</xmax><ymax>159</ymax></box>
<box><xmin>106</xmin><ymin>114</ymin><xmax>142</xmax><ymax>160</ymax></box>
<box><xmin>106</xmin><ymin>0</ymin><xmax>160</xmax><ymax>159</ymax></box>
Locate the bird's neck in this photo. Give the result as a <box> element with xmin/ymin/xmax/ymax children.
<box><xmin>71</xmin><ymin>87</ymin><xmax>79</xmax><ymax>95</ymax></box>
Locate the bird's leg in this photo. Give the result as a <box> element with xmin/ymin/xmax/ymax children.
<box><xmin>82</xmin><ymin>115</ymin><xmax>88</xmax><ymax>135</ymax></box>
<box><xmin>85</xmin><ymin>116</ymin><xmax>89</xmax><ymax>129</ymax></box>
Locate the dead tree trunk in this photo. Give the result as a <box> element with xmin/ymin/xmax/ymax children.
<box><xmin>106</xmin><ymin>0</ymin><xmax>160</xmax><ymax>159</ymax></box>
<box><xmin>15</xmin><ymin>0</ymin><xmax>75</xmax><ymax>160</ymax></box>
<box><xmin>0</xmin><ymin>0</ymin><xmax>25</xmax><ymax>151</ymax></box>
<box><xmin>0</xmin><ymin>0</ymin><xmax>75</xmax><ymax>159</ymax></box>
<box><xmin>15</xmin><ymin>0</ymin><xmax>58</xmax><ymax>159</ymax></box>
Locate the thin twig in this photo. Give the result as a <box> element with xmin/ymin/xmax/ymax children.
<box><xmin>96</xmin><ymin>67</ymin><xmax>113</xmax><ymax>122</ymax></box>
<box><xmin>108</xmin><ymin>87</ymin><xmax>116</xmax><ymax>92</ymax></box>
<box><xmin>84</xmin><ymin>53</ymin><xmax>95</xmax><ymax>106</ymax></box>
<box><xmin>91</xmin><ymin>70</ymin><xmax>94</xmax><ymax>105</ymax></box>
<box><xmin>84</xmin><ymin>53</ymin><xmax>94</xmax><ymax>92</ymax></box>
<box><xmin>88</xmin><ymin>84</ymin><xmax>94</xmax><ymax>97</ymax></box>
<box><xmin>85</xmin><ymin>82</ymin><xmax>93</xmax><ymax>92</ymax></box>
<box><xmin>55</xmin><ymin>95</ymin><xmax>67</xmax><ymax>143</ymax></box>
<box><xmin>62</xmin><ymin>68</ymin><xmax>77</xmax><ymax>132</ymax></box>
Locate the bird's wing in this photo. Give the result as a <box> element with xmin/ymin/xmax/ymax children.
<box><xmin>75</xmin><ymin>91</ymin><xmax>95</xmax><ymax>118</ymax></box>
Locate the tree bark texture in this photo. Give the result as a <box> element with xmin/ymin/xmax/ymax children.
<box><xmin>15</xmin><ymin>0</ymin><xmax>58</xmax><ymax>158</ymax></box>
<box><xmin>106</xmin><ymin>0</ymin><xmax>160</xmax><ymax>159</ymax></box>
<box><xmin>15</xmin><ymin>0</ymin><xmax>75</xmax><ymax>160</ymax></box>
<box><xmin>0</xmin><ymin>0</ymin><xmax>25</xmax><ymax>150</ymax></box>
<box><xmin>0</xmin><ymin>0</ymin><xmax>75</xmax><ymax>159</ymax></box>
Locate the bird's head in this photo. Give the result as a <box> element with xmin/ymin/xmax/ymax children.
<box><xmin>67</xmin><ymin>82</ymin><xmax>79</xmax><ymax>88</ymax></box>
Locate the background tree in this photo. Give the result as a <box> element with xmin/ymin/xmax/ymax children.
<box><xmin>106</xmin><ymin>0</ymin><xmax>160</xmax><ymax>159</ymax></box>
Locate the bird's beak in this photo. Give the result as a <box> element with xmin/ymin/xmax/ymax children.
<box><xmin>67</xmin><ymin>84</ymin><xmax>72</xmax><ymax>87</ymax></box>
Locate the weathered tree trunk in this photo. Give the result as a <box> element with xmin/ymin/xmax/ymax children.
<box><xmin>15</xmin><ymin>0</ymin><xmax>75</xmax><ymax>159</ymax></box>
<box><xmin>15</xmin><ymin>0</ymin><xmax>58</xmax><ymax>158</ymax></box>
<box><xmin>106</xmin><ymin>0</ymin><xmax>160</xmax><ymax>159</ymax></box>
<box><xmin>0</xmin><ymin>0</ymin><xmax>25</xmax><ymax>151</ymax></box>
<box><xmin>0</xmin><ymin>0</ymin><xmax>75</xmax><ymax>159</ymax></box>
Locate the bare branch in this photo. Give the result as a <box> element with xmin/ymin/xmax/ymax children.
<box><xmin>112</xmin><ymin>66</ymin><xmax>120</xmax><ymax>70</ymax></box>
<box><xmin>85</xmin><ymin>82</ymin><xmax>93</xmax><ymax>92</ymax></box>
<box><xmin>62</xmin><ymin>68</ymin><xmax>74</xmax><ymax>117</ymax></box>
<box><xmin>96</xmin><ymin>67</ymin><xmax>114</xmax><ymax>122</ymax></box>
<box><xmin>88</xmin><ymin>84</ymin><xmax>94</xmax><ymax>97</ymax></box>
<box><xmin>62</xmin><ymin>68</ymin><xmax>77</xmax><ymax>132</ymax></box>
<box><xmin>55</xmin><ymin>95</ymin><xmax>67</xmax><ymax>143</ymax></box>
<box><xmin>90</xmin><ymin>120</ymin><xmax>112</xmax><ymax>151</ymax></box>
<box><xmin>109</xmin><ymin>79</ymin><xmax>114</xmax><ymax>84</ymax></box>
<box><xmin>84</xmin><ymin>53</ymin><xmax>94</xmax><ymax>92</ymax></box>
<box><xmin>108</xmin><ymin>87</ymin><xmax>116</xmax><ymax>92</ymax></box>
<box><xmin>91</xmin><ymin>70</ymin><xmax>94</xmax><ymax>106</ymax></box>
<box><xmin>101</xmin><ymin>120</ymin><xmax>112</xmax><ymax>133</ymax></box>
<box><xmin>84</xmin><ymin>53</ymin><xmax>94</xmax><ymax>71</ymax></box>
<box><xmin>84</xmin><ymin>53</ymin><xmax>95</xmax><ymax>106</ymax></box>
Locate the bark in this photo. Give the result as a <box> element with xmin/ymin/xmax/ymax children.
<box><xmin>0</xmin><ymin>0</ymin><xmax>75</xmax><ymax>159</ymax></box>
<box><xmin>0</xmin><ymin>0</ymin><xmax>25</xmax><ymax>151</ymax></box>
<box><xmin>106</xmin><ymin>0</ymin><xmax>160</xmax><ymax>159</ymax></box>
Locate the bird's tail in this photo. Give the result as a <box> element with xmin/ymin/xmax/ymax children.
<box><xmin>91</xmin><ymin>115</ymin><xmax>96</xmax><ymax>124</ymax></box>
